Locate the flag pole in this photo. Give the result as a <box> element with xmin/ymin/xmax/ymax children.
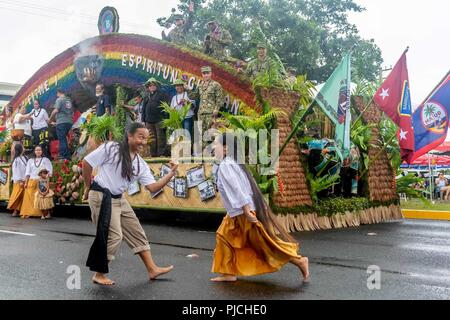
<box><xmin>277</xmin><ymin>100</ymin><xmax>315</xmax><ymax>158</ymax></box>
<box><xmin>428</xmin><ymin>153</ymin><xmax>433</xmax><ymax>202</ymax></box>
<box><xmin>360</xmin><ymin>130</ymin><xmax>398</xmax><ymax>177</ymax></box>
<box><xmin>351</xmin><ymin>96</ymin><xmax>375</xmax><ymax>129</ymax></box>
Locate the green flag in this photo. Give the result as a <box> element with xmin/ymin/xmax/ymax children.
<box><xmin>314</xmin><ymin>53</ymin><xmax>352</xmax><ymax>157</ymax></box>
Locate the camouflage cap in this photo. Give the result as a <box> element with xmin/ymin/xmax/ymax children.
<box><xmin>173</xmin><ymin>14</ymin><xmax>184</xmax><ymax>21</ymax></box>
<box><xmin>256</xmin><ymin>43</ymin><xmax>267</xmax><ymax>49</ymax></box>
<box><xmin>173</xmin><ymin>79</ymin><xmax>186</xmax><ymax>86</ymax></box>
<box><xmin>201</xmin><ymin>66</ymin><xmax>212</xmax><ymax>73</ymax></box>
<box><xmin>145</xmin><ymin>77</ymin><xmax>160</xmax><ymax>86</ymax></box>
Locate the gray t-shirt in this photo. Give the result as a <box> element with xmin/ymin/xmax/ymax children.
<box><xmin>55</xmin><ymin>96</ymin><xmax>74</xmax><ymax>125</ymax></box>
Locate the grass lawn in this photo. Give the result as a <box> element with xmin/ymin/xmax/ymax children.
<box><xmin>401</xmin><ymin>199</ymin><xmax>450</xmax><ymax>212</ymax></box>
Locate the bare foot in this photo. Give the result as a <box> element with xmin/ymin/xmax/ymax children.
<box><xmin>298</xmin><ymin>257</ymin><xmax>310</xmax><ymax>282</ymax></box>
<box><xmin>92</xmin><ymin>273</ymin><xmax>115</xmax><ymax>286</ymax></box>
<box><xmin>210</xmin><ymin>275</ymin><xmax>237</xmax><ymax>282</ymax></box>
<box><xmin>11</xmin><ymin>212</ymin><xmax>19</xmax><ymax>217</ymax></box>
<box><xmin>149</xmin><ymin>265</ymin><xmax>174</xmax><ymax>280</ymax></box>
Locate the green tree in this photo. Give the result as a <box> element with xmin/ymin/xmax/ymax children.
<box><xmin>158</xmin><ymin>0</ymin><xmax>383</xmax><ymax>82</ymax></box>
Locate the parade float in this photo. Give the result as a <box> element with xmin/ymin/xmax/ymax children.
<box><xmin>0</xmin><ymin>7</ymin><xmax>402</xmax><ymax>231</ymax></box>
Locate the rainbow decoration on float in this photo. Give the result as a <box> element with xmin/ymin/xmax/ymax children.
<box><xmin>8</xmin><ymin>33</ymin><xmax>257</xmax><ymax>114</ymax></box>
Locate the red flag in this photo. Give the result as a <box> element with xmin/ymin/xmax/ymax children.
<box><xmin>373</xmin><ymin>50</ymin><xmax>415</xmax><ymax>163</ymax></box>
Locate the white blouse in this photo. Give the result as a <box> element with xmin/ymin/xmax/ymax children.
<box><xmin>13</xmin><ymin>113</ymin><xmax>32</xmax><ymax>136</ymax></box>
<box><xmin>170</xmin><ymin>92</ymin><xmax>195</xmax><ymax>118</ymax></box>
<box><xmin>29</xmin><ymin>108</ymin><xmax>49</xmax><ymax>130</ymax></box>
<box><xmin>11</xmin><ymin>156</ymin><xmax>28</xmax><ymax>182</ymax></box>
<box><xmin>217</xmin><ymin>157</ymin><xmax>255</xmax><ymax>217</ymax></box>
<box><xmin>25</xmin><ymin>157</ymin><xmax>53</xmax><ymax>180</ymax></box>
<box><xmin>84</xmin><ymin>142</ymin><xmax>156</xmax><ymax>195</ymax></box>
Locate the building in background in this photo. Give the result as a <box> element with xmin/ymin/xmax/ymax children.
<box><xmin>0</xmin><ymin>82</ymin><xmax>22</xmax><ymax>110</ymax></box>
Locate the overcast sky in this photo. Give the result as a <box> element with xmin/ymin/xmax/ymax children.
<box><xmin>0</xmin><ymin>0</ymin><xmax>449</xmax><ymax>106</ymax></box>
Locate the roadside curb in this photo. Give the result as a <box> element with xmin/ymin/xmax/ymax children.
<box><xmin>402</xmin><ymin>209</ymin><xmax>450</xmax><ymax>221</ymax></box>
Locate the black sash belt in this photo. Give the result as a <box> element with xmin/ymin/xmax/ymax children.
<box><xmin>86</xmin><ymin>181</ymin><xmax>122</xmax><ymax>274</ymax></box>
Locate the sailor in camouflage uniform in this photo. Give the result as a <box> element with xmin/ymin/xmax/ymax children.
<box><xmin>204</xmin><ymin>21</ymin><xmax>232</xmax><ymax>61</ymax></box>
<box><xmin>245</xmin><ymin>43</ymin><xmax>275</xmax><ymax>80</ymax></box>
<box><xmin>190</xmin><ymin>66</ymin><xmax>224</xmax><ymax>149</ymax></box>
<box><xmin>161</xmin><ymin>2</ymin><xmax>194</xmax><ymax>45</ymax></box>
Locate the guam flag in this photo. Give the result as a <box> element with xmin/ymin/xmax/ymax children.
<box><xmin>411</xmin><ymin>71</ymin><xmax>450</xmax><ymax>161</ymax></box>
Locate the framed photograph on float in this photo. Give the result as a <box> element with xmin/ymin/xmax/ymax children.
<box><xmin>173</xmin><ymin>177</ymin><xmax>188</xmax><ymax>199</ymax></box>
<box><xmin>160</xmin><ymin>164</ymin><xmax>174</xmax><ymax>189</ymax></box>
<box><xmin>0</xmin><ymin>169</ymin><xmax>8</xmax><ymax>185</ymax></box>
<box><xmin>198</xmin><ymin>180</ymin><xmax>216</xmax><ymax>202</ymax></box>
<box><xmin>211</xmin><ymin>164</ymin><xmax>219</xmax><ymax>186</ymax></box>
<box><xmin>127</xmin><ymin>181</ymin><xmax>141</xmax><ymax>196</ymax></box>
<box><xmin>186</xmin><ymin>165</ymin><xmax>206</xmax><ymax>188</ymax></box>
<box><xmin>151</xmin><ymin>188</ymin><xmax>163</xmax><ymax>199</ymax></box>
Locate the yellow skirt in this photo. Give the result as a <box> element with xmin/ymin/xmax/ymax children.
<box><xmin>34</xmin><ymin>190</ymin><xmax>55</xmax><ymax>211</ymax></box>
<box><xmin>212</xmin><ymin>213</ymin><xmax>301</xmax><ymax>277</ymax></box>
<box><xmin>20</xmin><ymin>179</ymin><xmax>42</xmax><ymax>217</ymax></box>
<box><xmin>7</xmin><ymin>182</ymin><xmax>25</xmax><ymax>211</ymax></box>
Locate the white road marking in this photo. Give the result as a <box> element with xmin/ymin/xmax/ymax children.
<box><xmin>0</xmin><ymin>229</ymin><xmax>36</xmax><ymax>237</ymax></box>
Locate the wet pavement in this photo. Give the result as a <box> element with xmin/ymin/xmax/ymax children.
<box><xmin>1</xmin><ymin>208</ymin><xmax>450</xmax><ymax>300</ymax></box>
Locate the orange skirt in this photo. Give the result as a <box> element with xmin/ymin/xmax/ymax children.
<box><xmin>7</xmin><ymin>182</ymin><xmax>25</xmax><ymax>211</ymax></box>
<box><xmin>212</xmin><ymin>213</ymin><xmax>301</xmax><ymax>277</ymax></box>
<box><xmin>20</xmin><ymin>179</ymin><xmax>42</xmax><ymax>217</ymax></box>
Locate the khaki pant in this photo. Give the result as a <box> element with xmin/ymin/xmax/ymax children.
<box><xmin>89</xmin><ymin>190</ymin><xmax>150</xmax><ymax>261</ymax></box>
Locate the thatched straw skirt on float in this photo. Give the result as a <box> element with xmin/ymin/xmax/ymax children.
<box><xmin>34</xmin><ymin>190</ymin><xmax>55</xmax><ymax>211</ymax></box>
<box><xmin>212</xmin><ymin>213</ymin><xmax>301</xmax><ymax>277</ymax></box>
<box><xmin>7</xmin><ymin>182</ymin><xmax>25</xmax><ymax>211</ymax></box>
<box><xmin>20</xmin><ymin>179</ymin><xmax>42</xmax><ymax>217</ymax></box>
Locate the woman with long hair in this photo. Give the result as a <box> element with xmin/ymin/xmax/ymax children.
<box><xmin>21</xmin><ymin>145</ymin><xmax>53</xmax><ymax>218</ymax></box>
<box><xmin>7</xmin><ymin>144</ymin><xmax>28</xmax><ymax>217</ymax></box>
<box><xmin>211</xmin><ymin>133</ymin><xmax>309</xmax><ymax>282</ymax></box>
<box><xmin>82</xmin><ymin>122</ymin><xmax>177</xmax><ymax>286</ymax></box>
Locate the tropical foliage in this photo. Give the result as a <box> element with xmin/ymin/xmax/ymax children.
<box><xmin>396</xmin><ymin>173</ymin><xmax>430</xmax><ymax>204</ymax></box>
<box><xmin>81</xmin><ymin>115</ymin><xmax>123</xmax><ymax>143</ymax></box>
<box><xmin>305</xmin><ymin>163</ymin><xmax>341</xmax><ymax>202</ymax></box>
<box><xmin>158</xmin><ymin>0</ymin><xmax>383</xmax><ymax>82</ymax></box>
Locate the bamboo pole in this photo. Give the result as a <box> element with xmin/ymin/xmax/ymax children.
<box><xmin>361</xmin><ymin>131</ymin><xmax>397</xmax><ymax>177</ymax></box>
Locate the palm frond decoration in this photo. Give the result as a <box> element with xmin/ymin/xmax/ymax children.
<box><xmin>159</xmin><ymin>102</ymin><xmax>191</xmax><ymax>134</ymax></box>
<box><xmin>306</xmin><ymin>169</ymin><xmax>341</xmax><ymax>203</ymax></box>
<box><xmin>293</xmin><ymin>74</ymin><xmax>317</xmax><ymax>107</ymax></box>
<box><xmin>81</xmin><ymin>115</ymin><xmax>123</xmax><ymax>143</ymax></box>
<box><xmin>396</xmin><ymin>173</ymin><xmax>430</xmax><ymax>204</ymax></box>
<box><xmin>221</xmin><ymin>107</ymin><xmax>286</xmax><ymax>131</ymax></box>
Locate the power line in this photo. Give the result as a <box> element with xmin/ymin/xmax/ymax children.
<box><xmin>0</xmin><ymin>0</ymin><xmax>159</xmax><ymax>32</ymax></box>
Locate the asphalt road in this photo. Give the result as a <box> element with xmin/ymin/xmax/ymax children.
<box><xmin>1</xmin><ymin>208</ymin><xmax>450</xmax><ymax>300</ymax></box>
